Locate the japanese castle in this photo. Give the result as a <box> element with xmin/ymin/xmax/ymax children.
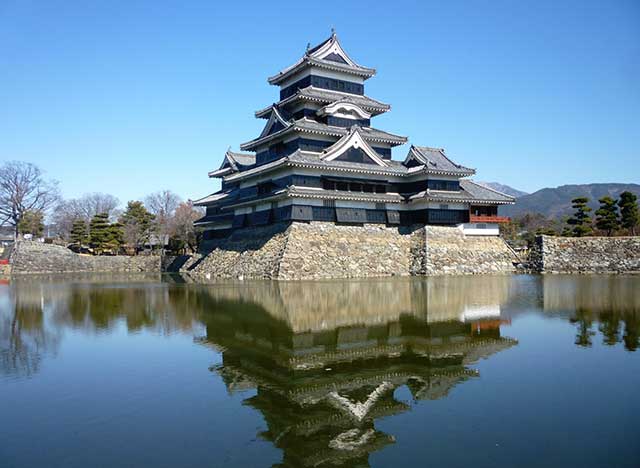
<box><xmin>195</xmin><ymin>31</ymin><xmax>514</xmax><ymax>238</ymax></box>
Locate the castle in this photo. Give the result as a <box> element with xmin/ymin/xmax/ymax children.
<box><xmin>193</xmin><ymin>31</ymin><xmax>514</xmax><ymax>239</ymax></box>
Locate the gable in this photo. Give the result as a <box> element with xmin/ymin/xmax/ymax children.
<box><xmin>320</xmin><ymin>127</ymin><xmax>389</xmax><ymax>167</ymax></box>
<box><xmin>334</xmin><ymin>147</ymin><xmax>377</xmax><ymax>165</ymax></box>
<box><xmin>323</xmin><ymin>52</ymin><xmax>348</xmax><ymax>64</ymax></box>
<box><xmin>258</xmin><ymin>107</ymin><xmax>289</xmax><ymax>138</ymax></box>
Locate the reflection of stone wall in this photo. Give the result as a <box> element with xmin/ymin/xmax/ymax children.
<box><xmin>188</xmin><ymin>222</ymin><xmax>516</xmax><ymax>280</ymax></box>
<box><xmin>531</xmin><ymin>235</ymin><xmax>640</xmax><ymax>274</ymax></box>
<box><xmin>10</xmin><ymin>241</ymin><xmax>161</xmax><ymax>274</ymax></box>
<box><xmin>542</xmin><ymin>275</ymin><xmax>640</xmax><ymax>313</ymax></box>
<box><xmin>195</xmin><ymin>276</ymin><xmax>512</xmax><ymax>332</ymax></box>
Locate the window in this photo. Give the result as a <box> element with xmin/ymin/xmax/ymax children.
<box><xmin>323</xmin><ymin>179</ymin><xmax>336</xmax><ymax>190</ymax></box>
<box><xmin>257</xmin><ymin>182</ymin><xmax>274</xmax><ymax>196</ymax></box>
<box><xmin>323</xmin><ymin>199</ymin><xmax>336</xmax><ymax>208</ymax></box>
<box><xmin>375</xmin><ymin>202</ymin><xmax>385</xmax><ymax>210</ymax></box>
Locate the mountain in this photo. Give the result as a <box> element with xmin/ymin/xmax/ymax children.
<box><xmin>500</xmin><ymin>183</ymin><xmax>640</xmax><ymax>219</ymax></box>
<box><xmin>478</xmin><ymin>182</ymin><xmax>528</xmax><ymax>198</ymax></box>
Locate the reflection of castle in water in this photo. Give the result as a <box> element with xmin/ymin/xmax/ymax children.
<box><xmin>196</xmin><ymin>278</ymin><xmax>517</xmax><ymax>467</ymax></box>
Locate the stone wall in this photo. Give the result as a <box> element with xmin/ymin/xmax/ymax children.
<box><xmin>10</xmin><ymin>241</ymin><xmax>161</xmax><ymax>274</ymax></box>
<box><xmin>422</xmin><ymin>226</ymin><xmax>517</xmax><ymax>275</ymax></box>
<box><xmin>186</xmin><ymin>222</ymin><xmax>517</xmax><ymax>281</ymax></box>
<box><xmin>531</xmin><ymin>235</ymin><xmax>640</xmax><ymax>274</ymax></box>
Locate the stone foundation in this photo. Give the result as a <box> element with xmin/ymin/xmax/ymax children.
<box><xmin>531</xmin><ymin>235</ymin><xmax>640</xmax><ymax>274</ymax></box>
<box><xmin>422</xmin><ymin>226</ymin><xmax>517</xmax><ymax>275</ymax></box>
<box><xmin>186</xmin><ymin>222</ymin><xmax>517</xmax><ymax>280</ymax></box>
<box><xmin>10</xmin><ymin>241</ymin><xmax>161</xmax><ymax>274</ymax></box>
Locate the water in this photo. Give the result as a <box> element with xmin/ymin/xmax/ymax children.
<box><xmin>1</xmin><ymin>274</ymin><xmax>639</xmax><ymax>468</ymax></box>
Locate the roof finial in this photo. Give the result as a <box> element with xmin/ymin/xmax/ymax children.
<box><xmin>331</xmin><ymin>27</ymin><xmax>336</xmax><ymax>37</ymax></box>
<box><xmin>306</xmin><ymin>42</ymin><xmax>311</xmax><ymax>53</ymax></box>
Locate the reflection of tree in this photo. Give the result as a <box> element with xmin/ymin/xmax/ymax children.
<box><xmin>544</xmin><ymin>276</ymin><xmax>640</xmax><ymax>351</ymax></box>
<box><xmin>0</xmin><ymin>286</ymin><xmax>61</xmax><ymax>378</ymax></box>
<box><xmin>623</xmin><ymin>314</ymin><xmax>639</xmax><ymax>352</ymax></box>
<box><xmin>598</xmin><ymin>312</ymin><xmax>621</xmax><ymax>347</ymax></box>
<box><xmin>571</xmin><ymin>308</ymin><xmax>595</xmax><ymax>348</ymax></box>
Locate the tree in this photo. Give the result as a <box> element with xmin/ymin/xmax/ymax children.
<box><xmin>89</xmin><ymin>213</ymin><xmax>111</xmax><ymax>253</ymax></box>
<box><xmin>566</xmin><ymin>197</ymin><xmax>592</xmax><ymax>237</ymax></box>
<box><xmin>0</xmin><ymin>161</ymin><xmax>60</xmax><ymax>237</ymax></box>
<box><xmin>169</xmin><ymin>201</ymin><xmax>203</xmax><ymax>253</ymax></box>
<box><xmin>618</xmin><ymin>191</ymin><xmax>639</xmax><ymax>235</ymax></box>
<box><xmin>70</xmin><ymin>219</ymin><xmax>89</xmax><ymax>246</ymax></box>
<box><xmin>104</xmin><ymin>222</ymin><xmax>124</xmax><ymax>253</ymax></box>
<box><xmin>52</xmin><ymin>193</ymin><xmax>120</xmax><ymax>240</ymax></box>
<box><xmin>144</xmin><ymin>190</ymin><xmax>181</xmax><ymax>250</ymax></box>
<box><xmin>119</xmin><ymin>201</ymin><xmax>155</xmax><ymax>253</ymax></box>
<box><xmin>595</xmin><ymin>196</ymin><xmax>619</xmax><ymax>236</ymax></box>
<box><xmin>17</xmin><ymin>210</ymin><xmax>45</xmax><ymax>238</ymax></box>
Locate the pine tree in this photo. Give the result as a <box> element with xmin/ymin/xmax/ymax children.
<box><xmin>595</xmin><ymin>196</ymin><xmax>619</xmax><ymax>236</ymax></box>
<box><xmin>105</xmin><ymin>222</ymin><xmax>124</xmax><ymax>253</ymax></box>
<box><xmin>119</xmin><ymin>201</ymin><xmax>155</xmax><ymax>252</ymax></box>
<box><xmin>70</xmin><ymin>219</ymin><xmax>88</xmax><ymax>246</ymax></box>
<box><xmin>618</xmin><ymin>191</ymin><xmax>639</xmax><ymax>235</ymax></box>
<box><xmin>566</xmin><ymin>197</ymin><xmax>592</xmax><ymax>237</ymax></box>
<box><xmin>17</xmin><ymin>210</ymin><xmax>45</xmax><ymax>237</ymax></box>
<box><xmin>89</xmin><ymin>212</ymin><xmax>110</xmax><ymax>254</ymax></box>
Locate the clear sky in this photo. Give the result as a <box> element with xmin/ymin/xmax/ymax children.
<box><xmin>1</xmin><ymin>0</ymin><xmax>638</xmax><ymax>205</ymax></box>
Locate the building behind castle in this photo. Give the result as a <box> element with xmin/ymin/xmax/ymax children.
<box><xmin>194</xmin><ymin>31</ymin><xmax>514</xmax><ymax>239</ymax></box>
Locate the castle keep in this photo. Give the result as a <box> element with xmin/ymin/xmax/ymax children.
<box><xmin>194</xmin><ymin>32</ymin><xmax>514</xmax><ymax>238</ymax></box>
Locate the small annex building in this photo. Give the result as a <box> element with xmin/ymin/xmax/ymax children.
<box><xmin>192</xmin><ymin>32</ymin><xmax>514</xmax><ymax>257</ymax></box>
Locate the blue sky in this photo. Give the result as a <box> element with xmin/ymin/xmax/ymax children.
<box><xmin>1</xmin><ymin>0</ymin><xmax>638</xmax><ymax>204</ymax></box>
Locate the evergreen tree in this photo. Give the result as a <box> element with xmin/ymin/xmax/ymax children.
<box><xmin>566</xmin><ymin>197</ymin><xmax>592</xmax><ymax>237</ymax></box>
<box><xmin>105</xmin><ymin>222</ymin><xmax>124</xmax><ymax>252</ymax></box>
<box><xmin>17</xmin><ymin>210</ymin><xmax>45</xmax><ymax>237</ymax></box>
<box><xmin>89</xmin><ymin>212</ymin><xmax>110</xmax><ymax>253</ymax></box>
<box><xmin>618</xmin><ymin>191</ymin><xmax>639</xmax><ymax>235</ymax></box>
<box><xmin>119</xmin><ymin>201</ymin><xmax>155</xmax><ymax>252</ymax></box>
<box><xmin>70</xmin><ymin>219</ymin><xmax>88</xmax><ymax>246</ymax></box>
<box><xmin>595</xmin><ymin>196</ymin><xmax>619</xmax><ymax>236</ymax></box>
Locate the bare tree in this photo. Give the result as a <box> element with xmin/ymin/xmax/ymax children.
<box><xmin>52</xmin><ymin>193</ymin><xmax>120</xmax><ymax>240</ymax></box>
<box><xmin>145</xmin><ymin>190</ymin><xmax>181</xmax><ymax>248</ymax></box>
<box><xmin>145</xmin><ymin>190</ymin><xmax>181</xmax><ymax>220</ymax></box>
<box><xmin>169</xmin><ymin>201</ymin><xmax>203</xmax><ymax>253</ymax></box>
<box><xmin>0</xmin><ymin>161</ymin><xmax>60</xmax><ymax>237</ymax></box>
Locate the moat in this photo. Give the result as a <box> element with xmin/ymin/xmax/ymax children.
<box><xmin>1</xmin><ymin>274</ymin><xmax>639</xmax><ymax>467</ymax></box>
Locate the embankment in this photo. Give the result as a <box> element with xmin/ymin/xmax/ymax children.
<box><xmin>10</xmin><ymin>241</ymin><xmax>160</xmax><ymax>274</ymax></box>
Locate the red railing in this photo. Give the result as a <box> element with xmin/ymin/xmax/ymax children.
<box><xmin>0</xmin><ymin>259</ymin><xmax>9</xmax><ymax>265</ymax></box>
<box><xmin>469</xmin><ymin>215</ymin><xmax>511</xmax><ymax>224</ymax></box>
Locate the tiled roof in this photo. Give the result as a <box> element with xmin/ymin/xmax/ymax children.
<box><xmin>192</xmin><ymin>191</ymin><xmax>230</xmax><ymax>206</ymax></box>
<box><xmin>227</xmin><ymin>151</ymin><xmax>255</xmax><ymax>167</ymax></box>
<box><xmin>407</xmin><ymin>146</ymin><xmax>475</xmax><ymax>176</ymax></box>
<box><xmin>268</xmin><ymin>33</ymin><xmax>375</xmax><ymax>85</ymax></box>
<box><xmin>409</xmin><ymin>180</ymin><xmax>515</xmax><ymax>205</ymax></box>
<box><xmin>255</xmin><ymin>87</ymin><xmax>390</xmax><ymax>118</ymax></box>
<box><xmin>241</xmin><ymin>119</ymin><xmax>407</xmax><ymax>151</ymax></box>
<box><xmin>296</xmin><ymin>119</ymin><xmax>407</xmax><ymax>145</ymax></box>
<box><xmin>288</xmin><ymin>151</ymin><xmax>409</xmax><ymax>175</ymax></box>
<box><xmin>287</xmin><ymin>186</ymin><xmax>403</xmax><ymax>203</ymax></box>
<box><xmin>459</xmin><ymin>180</ymin><xmax>515</xmax><ymax>203</ymax></box>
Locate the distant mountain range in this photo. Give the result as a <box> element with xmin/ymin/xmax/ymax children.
<box><xmin>497</xmin><ymin>183</ymin><xmax>640</xmax><ymax>219</ymax></box>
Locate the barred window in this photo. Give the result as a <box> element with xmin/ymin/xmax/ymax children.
<box><xmin>323</xmin><ymin>199</ymin><xmax>336</xmax><ymax>208</ymax></box>
<box><xmin>375</xmin><ymin>202</ymin><xmax>385</xmax><ymax>210</ymax></box>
